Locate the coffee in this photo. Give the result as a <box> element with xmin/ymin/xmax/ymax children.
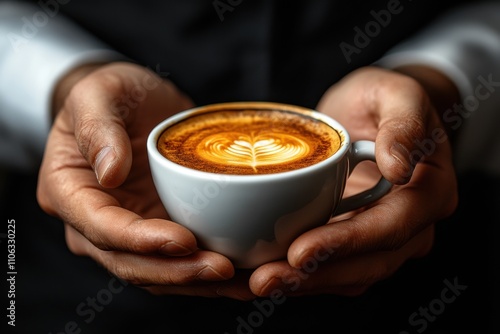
<box><xmin>157</xmin><ymin>108</ymin><xmax>342</xmax><ymax>175</ymax></box>
<box><xmin>149</xmin><ymin>102</ymin><xmax>391</xmax><ymax>267</ymax></box>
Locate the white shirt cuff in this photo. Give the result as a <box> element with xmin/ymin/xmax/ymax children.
<box><xmin>0</xmin><ymin>1</ymin><xmax>125</xmax><ymax>169</ymax></box>
<box><xmin>375</xmin><ymin>2</ymin><xmax>500</xmax><ymax>175</ymax></box>
<box><xmin>375</xmin><ymin>2</ymin><xmax>500</xmax><ymax>101</ymax></box>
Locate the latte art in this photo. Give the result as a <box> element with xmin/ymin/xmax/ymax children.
<box><xmin>199</xmin><ymin>132</ymin><xmax>311</xmax><ymax>172</ymax></box>
<box><xmin>158</xmin><ymin>109</ymin><xmax>342</xmax><ymax>175</ymax></box>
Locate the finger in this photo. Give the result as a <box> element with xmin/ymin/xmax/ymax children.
<box><xmin>143</xmin><ymin>271</ymin><xmax>256</xmax><ymax>301</ymax></box>
<box><xmin>371</xmin><ymin>70</ymin><xmax>434</xmax><ymax>185</ymax></box>
<box><xmin>251</xmin><ymin>259</ymin><xmax>379</xmax><ymax>297</ymax></box>
<box><xmin>62</xmin><ymin>201</ymin><xmax>197</xmax><ymax>255</ymax></box>
<box><xmin>65</xmin><ymin>224</ymin><xmax>235</xmax><ymax>285</ymax></box>
<box><xmin>251</xmin><ymin>226</ymin><xmax>434</xmax><ymax>297</ymax></box>
<box><xmin>287</xmin><ymin>160</ymin><xmax>454</xmax><ymax>268</ymax></box>
<box><xmin>143</xmin><ymin>284</ymin><xmax>255</xmax><ymax>301</ymax></box>
<box><xmin>60</xmin><ymin>181</ymin><xmax>200</xmax><ymax>255</ymax></box>
<box><xmin>37</xmin><ymin>119</ymin><xmax>198</xmax><ymax>257</ymax></box>
<box><xmin>59</xmin><ymin>64</ymin><xmax>161</xmax><ymax>188</ymax></box>
<box><xmin>99</xmin><ymin>251</ymin><xmax>235</xmax><ymax>285</ymax></box>
<box><xmin>65</xmin><ymin>73</ymin><xmax>132</xmax><ymax>188</ymax></box>
<box><xmin>317</xmin><ymin>67</ymin><xmax>444</xmax><ymax>185</ymax></box>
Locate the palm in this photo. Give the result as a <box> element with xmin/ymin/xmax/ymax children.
<box><xmin>248</xmin><ymin>67</ymin><xmax>458</xmax><ymax>297</ymax></box>
<box><xmin>38</xmin><ymin>64</ymin><xmax>256</xmax><ymax>299</ymax></box>
<box><xmin>103</xmin><ymin>132</ymin><xmax>168</xmax><ymax>220</ymax></box>
<box><xmin>46</xmin><ymin>72</ymin><xmax>194</xmax><ymax>223</ymax></box>
<box><xmin>104</xmin><ymin>98</ymin><xmax>192</xmax><ymax>220</ymax></box>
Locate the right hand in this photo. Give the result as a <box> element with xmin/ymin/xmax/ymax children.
<box><xmin>247</xmin><ymin>66</ymin><xmax>459</xmax><ymax>297</ymax></box>
<box><xmin>37</xmin><ymin>62</ymin><xmax>255</xmax><ymax>300</ymax></box>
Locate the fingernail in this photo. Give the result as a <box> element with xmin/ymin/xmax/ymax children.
<box><xmin>259</xmin><ymin>277</ymin><xmax>283</xmax><ymax>295</ymax></box>
<box><xmin>390</xmin><ymin>142</ymin><xmax>413</xmax><ymax>182</ymax></box>
<box><xmin>196</xmin><ymin>266</ymin><xmax>228</xmax><ymax>281</ymax></box>
<box><xmin>94</xmin><ymin>146</ymin><xmax>116</xmax><ymax>184</ymax></box>
<box><xmin>159</xmin><ymin>241</ymin><xmax>194</xmax><ymax>256</ymax></box>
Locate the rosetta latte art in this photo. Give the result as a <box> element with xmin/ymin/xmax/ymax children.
<box><xmin>198</xmin><ymin>132</ymin><xmax>311</xmax><ymax>172</ymax></box>
<box><xmin>158</xmin><ymin>109</ymin><xmax>341</xmax><ymax>174</ymax></box>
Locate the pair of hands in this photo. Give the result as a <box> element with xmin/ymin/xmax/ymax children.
<box><xmin>37</xmin><ymin>62</ymin><xmax>458</xmax><ymax>300</ymax></box>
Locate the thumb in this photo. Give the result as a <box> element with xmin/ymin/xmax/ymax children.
<box><xmin>92</xmin><ymin>139</ymin><xmax>131</xmax><ymax>188</ymax></box>
<box><xmin>374</xmin><ymin>82</ymin><xmax>431</xmax><ymax>185</ymax></box>
<box><xmin>376</xmin><ymin>117</ymin><xmax>424</xmax><ymax>185</ymax></box>
<box><xmin>65</xmin><ymin>71</ymin><xmax>133</xmax><ymax>188</ymax></box>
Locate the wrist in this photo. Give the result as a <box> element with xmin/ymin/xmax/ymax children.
<box><xmin>51</xmin><ymin>62</ymin><xmax>108</xmax><ymax>120</ymax></box>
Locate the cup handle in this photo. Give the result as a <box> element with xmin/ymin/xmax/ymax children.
<box><xmin>334</xmin><ymin>140</ymin><xmax>393</xmax><ymax>216</ymax></box>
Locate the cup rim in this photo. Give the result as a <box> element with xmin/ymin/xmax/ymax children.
<box><xmin>147</xmin><ymin>101</ymin><xmax>351</xmax><ymax>180</ymax></box>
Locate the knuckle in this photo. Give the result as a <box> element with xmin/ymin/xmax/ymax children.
<box><xmin>65</xmin><ymin>238</ymin><xmax>87</xmax><ymax>257</ymax></box>
<box><xmin>74</xmin><ymin>117</ymin><xmax>102</xmax><ymax>160</ymax></box>
<box><xmin>345</xmin><ymin>211</ymin><xmax>413</xmax><ymax>254</ymax></box>
<box><xmin>342</xmin><ymin>219</ymin><xmax>374</xmax><ymax>254</ymax></box>
<box><xmin>385</xmin><ymin>225</ymin><xmax>412</xmax><ymax>252</ymax></box>
<box><xmin>36</xmin><ymin>184</ymin><xmax>52</xmax><ymax>214</ymax></box>
<box><xmin>403</xmin><ymin>114</ymin><xmax>427</xmax><ymax>140</ymax></box>
<box><xmin>95</xmin><ymin>72</ymin><xmax>125</xmax><ymax>93</ymax></box>
<box><xmin>73</xmin><ymin>69</ymin><xmax>124</xmax><ymax>96</ymax></box>
<box><xmin>386</xmin><ymin>72</ymin><xmax>428</xmax><ymax>101</ymax></box>
<box><xmin>108</xmin><ymin>260</ymin><xmax>151</xmax><ymax>286</ymax></box>
<box><xmin>36</xmin><ymin>171</ymin><xmax>64</xmax><ymax>218</ymax></box>
<box><xmin>64</xmin><ymin>226</ymin><xmax>89</xmax><ymax>256</ymax></box>
<box><xmin>384</xmin><ymin>111</ymin><xmax>427</xmax><ymax>144</ymax></box>
<box><xmin>361</xmin><ymin>262</ymin><xmax>394</xmax><ymax>286</ymax></box>
<box><xmin>105</xmin><ymin>255</ymin><xmax>177</xmax><ymax>287</ymax></box>
<box><xmin>119</xmin><ymin>219</ymin><xmax>159</xmax><ymax>254</ymax></box>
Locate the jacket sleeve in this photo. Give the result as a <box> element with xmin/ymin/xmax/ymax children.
<box><xmin>0</xmin><ymin>1</ymin><xmax>124</xmax><ymax>170</ymax></box>
<box><xmin>376</xmin><ymin>1</ymin><xmax>500</xmax><ymax>174</ymax></box>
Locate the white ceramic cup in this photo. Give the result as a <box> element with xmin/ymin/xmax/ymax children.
<box><xmin>147</xmin><ymin>102</ymin><xmax>392</xmax><ymax>268</ymax></box>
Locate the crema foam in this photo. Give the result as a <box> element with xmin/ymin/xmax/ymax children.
<box><xmin>158</xmin><ymin>109</ymin><xmax>342</xmax><ymax>175</ymax></box>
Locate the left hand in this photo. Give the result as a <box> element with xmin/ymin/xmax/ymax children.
<box><xmin>37</xmin><ymin>62</ymin><xmax>255</xmax><ymax>300</ymax></box>
<box><xmin>248</xmin><ymin>66</ymin><xmax>459</xmax><ymax>296</ymax></box>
